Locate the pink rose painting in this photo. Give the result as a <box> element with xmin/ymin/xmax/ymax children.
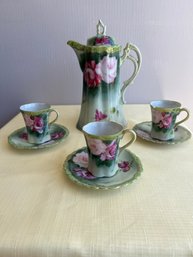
<box><xmin>95</xmin><ymin>109</ymin><xmax>107</xmax><ymax>121</ymax></box>
<box><xmin>152</xmin><ymin>110</ymin><xmax>173</xmax><ymax>129</ymax></box>
<box><xmin>84</xmin><ymin>60</ymin><xmax>102</xmax><ymax>88</ymax></box>
<box><xmin>72</xmin><ymin>151</ymin><xmax>88</xmax><ymax>168</ymax></box>
<box><xmin>73</xmin><ymin>167</ymin><xmax>95</xmax><ymax>179</ymax></box>
<box><xmin>87</xmin><ymin>138</ymin><xmax>117</xmax><ymax>161</ymax></box>
<box><xmin>159</xmin><ymin>113</ymin><xmax>172</xmax><ymax>129</ymax></box>
<box><xmin>95</xmin><ymin>55</ymin><xmax>117</xmax><ymax>84</ymax></box>
<box><xmin>95</xmin><ymin>36</ymin><xmax>112</xmax><ymax>45</ymax></box>
<box><xmin>72</xmin><ymin>151</ymin><xmax>95</xmax><ymax>179</ymax></box>
<box><xmin>87</xmin><ymin>138</ymin><xmax>107</xmax><ymax>156</ymax></box>
<box><xmin>152</xmin><ymin>109</ymin><xmax>163</xmax><ymax>124</ymax></box>
<box><xmin>118</xmin><ymin>161</ymin><xmax>132</xmax><ymax>172</ymax></box>
<box><xmin>100</xmin><ymin>141</ymin><xmax>117</xmax><ymax>161</ymax></box>
<box><xmin>33</xmin><ymin>117</ymin><xmax>44</xmax><ymax>133</ymax></box>
<box><xmin>23</xmin><ymin>114</ymin><xmax>44</xmax><ymax>134</ymax></box>
<box><xmin>84</xmin><ymin>55</ymin><xmax>117</xmax><ymax>87</ymax></box>
<box><xmin>23</xmin><ymin>114</ymin><xmax>34</xmax><ymax>127</ymax></box>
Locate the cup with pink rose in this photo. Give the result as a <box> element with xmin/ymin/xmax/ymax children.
<box><xmin>20</xmin><ymin>103</ymin><xmax>59</xmax><ymax>144</ymax></box>
<box><xmin>150</xmin><ymin>100</ymin><xmax>190</xmax><ymax>141</ymax></box>
<box><xmin>82</xmin><ymin>121</ymin><xmax>136</xmax><ymax>178</ymax></box>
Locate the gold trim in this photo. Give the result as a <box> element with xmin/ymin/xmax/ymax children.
<box><xmin>67</xmin><ymin>41</ymin><xmax>121</xmax><ymax>54</ymax></box>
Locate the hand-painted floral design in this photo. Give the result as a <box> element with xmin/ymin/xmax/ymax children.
<box><xmin>72</xmin><ymin>151</ymin><xmax>95</xmax><ymax>179</ymax></box>
<box><xmin>33</xmin><ymin>117</ymin><xmax>44</xmax><ymax>133</ymax></box>
<box><xmin>95</xmin><ymin>109</ymin><xmax>107</xmax><ymax>121</ymax></box>
<box><xmin>20</xmin><ymin>132</ymin><xmax>28</xmax><ymax>140</ymax></box>
<box><xmin>83</xmin><ymin>55</ymin><xmax>117</xmax><ymax>87</ymax></box>
<box><xmin>23</xmin><ymin>114</ymin><xmax>44</xmax><ymax>134</ymax></box>
<box><xmin>73</xmin><ymin>167</ymin><xmax>96</xmax><ymax>179</ymax></box>
<box><xmin>118</xmin><ymin>161</ymin><xmax>132</xmax><ymax>172</ymax></box>
<box><xmin>100</xmin><ymin>141</ymin><xmax>117</xmax><ymax>161</ymax></box>
<box><xmin>152</xmin><ymin>110</ymin><xmax>173</xmax><ymax>130</ymax></box>
<box><xmin>23</xmin><ymin>114</ymin><xmax>34</xmax><ymax>127</ymax></box>
<box><xmin>20</xmin><ymin>131</ymin><xmax>64</xmax><ymax>142</ymax></box>
<box><xmin>84</xmin><ymin>60</ymin><xmax>102</xmax><ymax>88</ymax></box>
<box><xmin>87</xmin><ymin>138</ymin><xmax>117</xmax><ymax>161</ymax></box>
<box><xmin>51</xmin><ymin>132</ymin><xmax>64</xmax><ymax>140</ymax></box>
<box><xmin>95</xmin><ymin>36</ymin><xmax>113</xmax><ymax>46</ymax></box>
<box><xmin>95</xmin><ymin>55</ymin><xmax>117</xmax><ymax>84</ymax></box>
<box><xmin>72</xmin><ymin>151</ymin><xmax>88</xmax><ymax>168</ymax></box>
<box><xmin>158</xmin><ymin>113</ymin><xmax>173</xmax><ymax>129</ymax></box>
<box><xmin>71</xmin><ymin>150</ymin><xmax>133</xmax><ymax>180</ymax></box>
<box><xmin>87</xmin><ymin>138</ymin><xmax>107</xmax><ymax>156</ymax></box>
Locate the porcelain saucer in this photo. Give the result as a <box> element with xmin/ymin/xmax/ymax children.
<box><xmin>8</xmin><ymin>123</ymin><xmax>69</xmax><ymax>150</ymax></box>
<box><xmin>133</xmin><ymin>121</ymin><xmax>191</xmax><ymax>145</ymax></box>
<box><xmin>63</xmin><ymin>147</ymin><xmax>143</xmax><ymax>190</ymax></box>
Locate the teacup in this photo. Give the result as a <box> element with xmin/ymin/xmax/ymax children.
<box><xmin>82</xmin><ymin>121</ymin><xmax>136</xmax><ymax>178</ymax></box>
<box><xmin>20</xmin><ymin>103</ymin><xmax>59</xmax><ymax>144</ymax></box>
<box><xmin>150</xmin><ymin>100</ymin><xmax>190</xmax><ymax>141</ymax></box>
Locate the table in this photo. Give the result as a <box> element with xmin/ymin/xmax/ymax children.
<box><xmin>0</xmin><ymin>105</ymin><xmax>193</xmax><ymax>257</ymax></box>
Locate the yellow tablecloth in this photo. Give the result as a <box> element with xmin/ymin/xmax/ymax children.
<box><xmin>0</xmin><ymin>105</ymin><xmax>193</xmax><ymax>257</ymax></box>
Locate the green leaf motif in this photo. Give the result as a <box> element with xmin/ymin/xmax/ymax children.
<box><xmin>152</xmin><ymin>123</ymin><xmax>173</xmax><ymax>133</ymax></box>
<box><xmin>94</xmin><ymin>155</ymin><xmax>114</xmax><ymax>167</ymax></box>
<box><xmin>111</xmin><ymin>107</ymin><xmax>116</xmax><ymax>113</ymax></box>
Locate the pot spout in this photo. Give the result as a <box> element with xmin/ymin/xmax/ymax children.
<box><xmin>67</xmin><ymin>41</ymin><xmax>86</xmax><ymax>71</ymax></box>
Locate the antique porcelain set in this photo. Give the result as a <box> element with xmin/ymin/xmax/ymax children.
<box><xmin>8</xmin><ymin>21</ymin><xmax>191</xmax><ymax>189</ymax></box>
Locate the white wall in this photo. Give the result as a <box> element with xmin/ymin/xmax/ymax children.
<box><xmin>0</xmin><ymin>0</ymin><xmax>193</xmax><ymax>129</ymax></box>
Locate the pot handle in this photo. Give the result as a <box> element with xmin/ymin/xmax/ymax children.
<box><xmin>120</xmin><ymin>43</ymin><xmax>142</xmax><ymax>103</ymax></box>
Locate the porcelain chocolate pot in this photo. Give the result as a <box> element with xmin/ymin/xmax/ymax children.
<box><xmin>67</xmin><ymin>20</ymin><xmax>142</xmax><ymax>130</ymax></box>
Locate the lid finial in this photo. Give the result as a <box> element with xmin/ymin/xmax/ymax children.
<box><xmin>97</xmin><ymin>20</ymin><xmax>106</xmax><ymax>36</ymax></box>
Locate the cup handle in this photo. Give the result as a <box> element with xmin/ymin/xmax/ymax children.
<box><xmin>174</xmin><ymin>108</ymin><xmax>190</xmax><ymax>129</ymax></box>
<box><xmin>119</xmin><ymin>129</ymin><xmax>136</xmax><ymax>155</ymax></box>
<box><xmin>48</xmin><ymin>109</ymin><xmax>59</xmax><ymax>125</ymax></box>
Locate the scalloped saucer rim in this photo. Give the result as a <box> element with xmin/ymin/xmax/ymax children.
<box><xmin>8</xmin><ymin>123</ymin><xmax>69</xmax><ymax>150</ymax></box>
<box><xmin>133</xmin><ymin>121</ymin><xmax>191</xmax><ymax>145</ymax></box>
<box><xmin>63</xmin><ymin>147</ymin><xmax>143</xmax><ymax>190</ymax></box>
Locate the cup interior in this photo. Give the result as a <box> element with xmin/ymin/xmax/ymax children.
<box><xmin>83</xmin><ymin>121</ymin><xmax>122</xmax><ymax>136</ymax></box>
<box><xmin>150</xmin><ymin>100</ymin><xmax>181</xmax><ymax>109</ymax></box>
<box><xmin>20</xmin><ymin>103</ymin><xmax>50</xmax><ymax>112</ymax></box>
